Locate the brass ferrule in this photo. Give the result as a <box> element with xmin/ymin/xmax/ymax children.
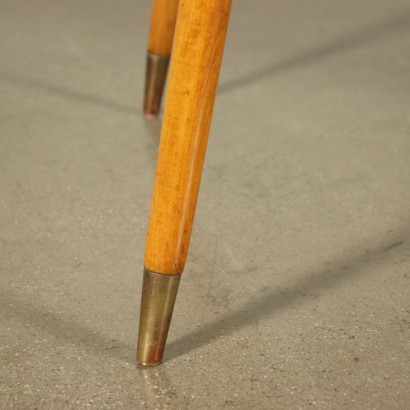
<box><xmin>137</xmin><ymin>269</ymin><xmax>181</xmax><ymax>366</ymax></box>
<box><xmin>143</xmin><ymin>52</ymin><xmax>170</xmax><ymax>117</ymax></box>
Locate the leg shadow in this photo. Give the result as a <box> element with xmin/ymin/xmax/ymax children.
<box><xmin>165</xmin><ymin>236</ymin><xmax>407</xmax><ymax>361</ymax></box>
<box><xmin>0</xmin><ymin>290</ymin><xmax>136</xmax><ymax>363</ymax></box>
<box><xmin>218</xmin><ymin>9</ymin><xmax>410</xmax><ymax>94</ymax></box>
<box><xmin>0</xmin><ymin>70</ymin><xmax>137</xmax><ymax>116</ymax></box>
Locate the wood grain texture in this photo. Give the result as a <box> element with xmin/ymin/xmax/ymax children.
<box><xmin>148</xmin><ymin>0</ymin><xmax>179</xmax><ymax>56</ymax></box>
<box><xmin>144</xmin><ymin>0</ymin><xmax>232</xmax><ymax>274</ymax></box>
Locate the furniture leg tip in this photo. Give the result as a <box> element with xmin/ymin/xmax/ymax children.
<box><xmin>143</xmin><ymin>112</ymin><xmax>158</xmax><ymax>119</ymax></box>
<box><xmin>137</xmin><ymin>359</ymin><xmax>162</xmax><ymax>367</ymax></box>
<box><xmin>137</xmin><ymin>269</ymin><xmax>180</xmax><ymax>366</ymax></box>
<box><xmin>143</xmin><ymin>52</ymin><xmax>170</xmax><ymax>118</ymax></box>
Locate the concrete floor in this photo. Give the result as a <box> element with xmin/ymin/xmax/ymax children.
<box><xmin>1</xmin><ymin>0</ymin><xmax>409</xmax><ymax>408</ymax></box>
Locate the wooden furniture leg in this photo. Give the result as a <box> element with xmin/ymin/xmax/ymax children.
<box><xmin>143</xmin><ymin>0</ymin><xmax>179</xmax><ymax>117</ymax></box>
<box><xmin>137</xmin><ymin>0</ymin><xmax>232</xmax><ymax>366</ymax></box>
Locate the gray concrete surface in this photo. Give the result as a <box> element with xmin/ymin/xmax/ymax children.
<box><xmin>1</xmin><ymin>0</ymin><xmax>409</xmax><ymax>408</ymax></box>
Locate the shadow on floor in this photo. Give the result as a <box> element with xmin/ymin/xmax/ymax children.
<box><xmin>1</xmin><ymin>9</ymin><xmax>409</xmax><ymax>117</ymax></box>
<box><xmin>164</xmin><ymin>235</ymin><xmax>406</xmax><ymax>361</ymax></box>
<box><xmin>0</xmin><ymin>290</ymin><xmax>136</xmax><ymax>363</ymax></box>
<box><xmin>218</xmin><ymin>9</ymin><xmax>410</xmax><ymax>94</ymax></box>
<box><xmin>1</xmin><ymin>234</ymin><xmax>406</xmax><ymax>365</ymax></box>
<box><xmin>0</xmin><ymin>71</ymin><xmax>137</xmax><ymax>116</ymax></box>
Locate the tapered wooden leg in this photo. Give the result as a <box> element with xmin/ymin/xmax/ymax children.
<box><xmin>143</xmin><ymin>0</ymin><xmax>179</xmax><ymax>117</ymax></box>
<box><xmin>137</xmin><ymin>0</ymin><xmax>232</xmax><ymax>366</ymax></box>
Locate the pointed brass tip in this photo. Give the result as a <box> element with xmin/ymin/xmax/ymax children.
<box><xmin>137</xmin><ymin>269</ymin><xmax>181</xmax><ymax>366</ymax></box>
<box><xmin>143</xmin><ymin>52</ymin><xmax>170</xmax><ymax>118</ymax></box>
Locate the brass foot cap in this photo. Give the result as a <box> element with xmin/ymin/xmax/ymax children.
<box><xmin>137</xmin><ymin>269</ymin><xmax>180</xmax><ymax>366</ymax></box>
<box><xmin>143</xmin><ymin>52</ymin><xmax>170</xmax><ymax>117</ymax></box>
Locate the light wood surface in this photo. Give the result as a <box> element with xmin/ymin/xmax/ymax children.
<box><xmin>148</xmin><ymin>0</ymin><xmax>179</xmax><ymax>56</ymax></box>
<box><xmin>144</xmin><ymin>0</ymin><xmax>232</xmax><ymax>275</ymax></box>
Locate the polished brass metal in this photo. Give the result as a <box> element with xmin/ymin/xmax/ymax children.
<box><xmin>137</xmin><ymin>269</ymin><xmax>181</xmax><ymax>366</ymax></box>
<box><xmin>143</xmin><ymin>52</ymin><xmax>170</xmax><ymax>117</ymax></box>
